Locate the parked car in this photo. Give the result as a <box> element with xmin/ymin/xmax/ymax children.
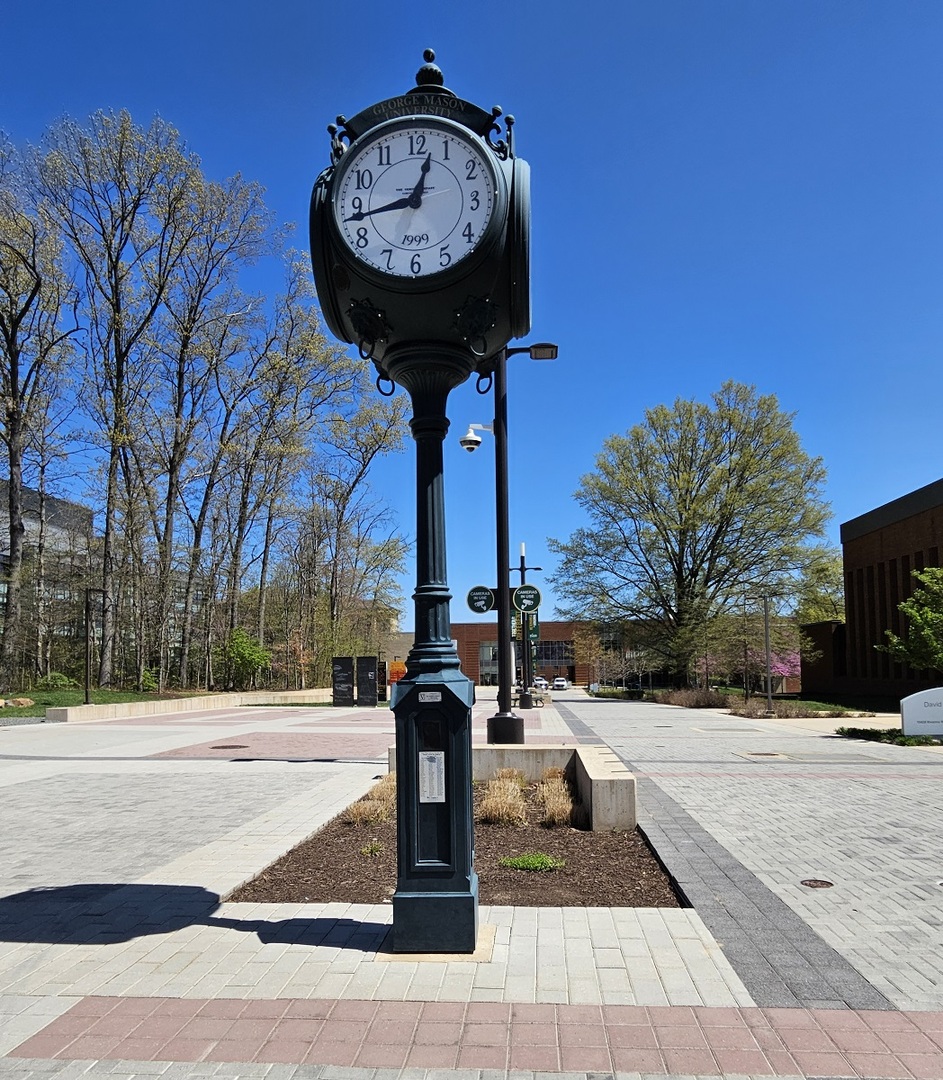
<box><xmin>533</xmin><ymin>676</ymin><xmax>548</xmax><ymax>690</ymax></box>
<box><xmin>552</xmin><ymin>676</ymin><xmax>568</xmax><ymax>691</ymax></box>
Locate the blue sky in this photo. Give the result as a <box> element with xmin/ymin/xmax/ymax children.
<box><xmin>5</xmin><ymin>1</ymin><xmax>943</xmax><ymax>629</ymax></box>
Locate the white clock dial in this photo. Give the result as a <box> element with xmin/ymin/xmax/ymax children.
<box><xmin>334</xmin><ymin>123</ymin><xmax>497</xmax><ymax>278</ymax></box>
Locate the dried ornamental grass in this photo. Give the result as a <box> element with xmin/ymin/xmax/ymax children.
<box><xmin>372</xmin><ymin>771</ymin><xmax>397</xmax><ymax>810</ymax></box>
<box><xmin>345</xmin><ymin>799</ymin><xmax>391</xmax><ymax>825</ymax></box>
<box><xmin>345</xmin><ymin>774</ymin><xmax>396</xmax><ymax>825</ymax></box>
<box><xmin>493</xmin><ymin>767</ymin><xmax>527</xmax><ymax>787</ymax></box>
<box><xmin>536</xmin><ymin>775</ymin><xmax>575</xmax><ymax>828</ymax></box>
<box><xmin>478</xmin><ymin>777</ymin><xmax>527</xmax><ymax>826</ymax></box>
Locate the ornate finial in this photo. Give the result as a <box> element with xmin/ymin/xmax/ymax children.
<box><xmin>415</xmin><ymin>48</ymin><xmax>444</xmax><ymax>89</ymax></box>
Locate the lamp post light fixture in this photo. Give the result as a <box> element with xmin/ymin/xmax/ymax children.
<box><xmin>464</xmin><ymin>341</ymin><xmax>557</xmax><ymax>742</ymax></box>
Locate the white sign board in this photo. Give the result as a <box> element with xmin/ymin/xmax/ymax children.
<box><xmin>418</xmin><ymin>751</ymin><xmax>446</xmax><ymax>803</ymax></box>
<box><xmin>901</xmin><ymin>687</ymin><xmax>943</xmax><ymax>736</ymax></box>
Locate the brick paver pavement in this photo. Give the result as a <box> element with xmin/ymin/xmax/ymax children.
<box><xmin>1</xmin><ymin>687</ymin><xmax>942</xmax><ymax>1079</ymax></box>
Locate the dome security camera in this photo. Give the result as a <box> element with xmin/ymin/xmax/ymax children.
<box><xmin>459</xmin><ymin>426</ymin><xmax>483</xmax><ymax>453</ymax></box>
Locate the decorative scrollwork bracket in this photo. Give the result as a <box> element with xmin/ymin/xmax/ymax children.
<box><xmin>486</xmin><ymin>108</ymin><xmax>514</xmax><ymax>160</ymax></box>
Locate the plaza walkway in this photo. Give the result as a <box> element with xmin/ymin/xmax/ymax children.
<box><xmin>0</xmin><ymin>686</ymin><xmax>941</xmax><ymax>1079</ymax></box>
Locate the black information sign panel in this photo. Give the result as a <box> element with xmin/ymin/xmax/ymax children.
<box><xmin>332</xmin><ymin>656</ymin><xmax>354</xmax><ymax>707</ymax></box>
<box><xmin>356</xmin><ymin>656</ymin><xmax>378</xmax><ymax>707</ymax></box>
<box><xmin>377</xmin><ymin>659</ymin><xmax>388</xmax><ymax>702</ymax></box>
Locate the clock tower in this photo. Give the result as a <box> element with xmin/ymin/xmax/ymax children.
<box><xmin>309</xmin><ymin>51</ymin><xmax>531</xmax><ymax>953</ymax></box>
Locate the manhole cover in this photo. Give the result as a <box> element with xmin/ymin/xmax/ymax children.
<box><xmin>801</xmin><ymin>878</ymin><xmax>834</xmax><ymax>888</ymax></box>
<box><xmin>211</xmin><ymin>744</ymin><xmax>249</xmax><ymax>749</ymax></box>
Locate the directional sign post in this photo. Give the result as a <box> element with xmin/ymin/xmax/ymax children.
<box><xmin>467</xmin><ymin>586</ymin><xmax>496</xmax><ymax>614</ymax></box>
<box><xmin>512</xmin><ymin>584</ymin><xmax>542</xmax><ymax>613</ymax></box>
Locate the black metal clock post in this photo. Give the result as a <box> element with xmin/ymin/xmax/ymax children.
<box><xmin>309</xmin><ymin>51</ymin><xmax>531</xmax><ymax>952</ymax></box>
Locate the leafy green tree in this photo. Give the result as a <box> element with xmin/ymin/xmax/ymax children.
<box><xmin>221</xmin><ymin>626</ymin><xmax>270</xmax><ymax>690</ymax></box>
<box><xmin>794</xmin><ymin>547</ymin><xmax>845</xmax><ymax>624</ymax></box>
<box><xmin>549</xmin><ymin>381</ymin><xmax>829</xmax><ymax>681</ymax></box>
<box><xmin>883</xmin><ymin>567</ymin><xmax>943</xmax><ymax>673</ymax></box>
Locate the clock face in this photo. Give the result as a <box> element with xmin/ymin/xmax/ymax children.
<box><xmin>333</xmin><ymin>122</ymin><xmax>497</xmax><ymax>279</ymax></box>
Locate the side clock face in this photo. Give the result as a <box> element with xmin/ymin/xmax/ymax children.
<box><xmin>333</xmin><ymin>121</ymin><xmax>498</xmax><ymax>279</ymax></box>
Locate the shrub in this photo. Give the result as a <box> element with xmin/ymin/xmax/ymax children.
<box><xmin>592</xmin><ymin>687</ymin><xmax>644</xmax><ymax>700</ymax></box>
<box><xmin>730</xmin><ymin>700</ymin><xmax>871</xmax><ymax>719</ymax></box>
<box><xmin>35</xmin><ymin>672</ymin><xmax>76</xmax><ymax>690</ymax></box>
<box><xmin>652</xmin><ymin>688</ymin><xmax>731</xmax><ymax>709</ymax></box>
<box><xmin>835</xmin><ymin>725</ymin><xmax>939</xmax><ymax>746</ymax></box>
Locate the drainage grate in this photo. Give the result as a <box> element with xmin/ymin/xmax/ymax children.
<box><xmin>211</xmin><ymin>744</ymin><xmax>249</xmax><ymax>749</ymax></box>
<box><xmin>693</xmin><ymin>726</ymin><xmax>765</xmax><ymax>733</ymax></box>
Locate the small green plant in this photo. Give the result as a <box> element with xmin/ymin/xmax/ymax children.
<box><xmin>140</xmin><ymin>669</ymin><xmax>158</xmax><ymax>692</ymax></box>
<box><xmin>360</xmin><ymin>838</ymin><xmax>384</xmax><ymax>858</ymax></box>
<box><xmin>499</xmin><ymin>852</ymin><xmax>564</xmax><ymax>872</ymax></box>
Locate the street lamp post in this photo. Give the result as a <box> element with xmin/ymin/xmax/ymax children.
<box><xmin>762</xmin><ymin>594</ymin><xmax>774</xmax><ymax>716</ymax></box>
<box><xmin>514</xmin><ymin>542</ymin><xmax>542</xmax><ymax>710</ymax></box>
<box><xmin>84</xmin><ymin>588</ymin><xmax>105</xmax><ymax>705</ymax></box>
<box><xmin>746</xmin><ymin>593</ymin><xmax>776</xmax><ymax>715</ymax></box>
<box><xmin>466</xmin><ymin>342</ymin><xmax>556</xmax><ymax>742</ymax></box>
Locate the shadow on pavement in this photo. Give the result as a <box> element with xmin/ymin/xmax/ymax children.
<box><xmin>0</xmin><ymin>883</ymin><xmax>389</xmax><ymax>949</ymax></box>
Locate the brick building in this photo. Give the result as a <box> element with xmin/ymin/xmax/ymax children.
<box><xmin>802</xmin><ymin>477</ymin><xmax>943</xmax><ymax>699</ymax></box>
<box><xmin>451</xmin><ymin>620</ymin><xmax>590</xmax><ymax>687</ymax></box>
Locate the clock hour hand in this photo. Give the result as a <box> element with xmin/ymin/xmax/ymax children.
<box><xmin>407</xmin><ymin>152</ymin><xmax>432</xmax><ymax>209</ymax></box>
<box><xmin>344</xmin><ymin>196</ymin><xmax>412</xmax><ymax>222</ymax></box>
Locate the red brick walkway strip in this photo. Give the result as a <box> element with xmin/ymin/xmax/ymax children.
<box><xmin>150</xmin><ymin>732</ymin><xmax>393</xmax><ymax>760</ymax></box>
<box><xmin>10</xmin><ymin>996</ymin><xmax>943</xmax><ymax>1075</ymax></box>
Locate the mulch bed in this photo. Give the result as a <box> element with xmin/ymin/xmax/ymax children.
<box><xmin>229</xmin><ymin>781</ymin><xmax>681</xmax><ymax>908</ymax></box>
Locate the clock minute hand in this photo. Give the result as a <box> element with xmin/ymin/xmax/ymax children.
<box><xmin>344</xmin><ymin>196</ymin><xmax>411</xmax><ymax>222</ymax></box>
<box><xmin>407</xmin><ymin>152</ymin><xmax>432</xmax><ymax>209</ymax></box>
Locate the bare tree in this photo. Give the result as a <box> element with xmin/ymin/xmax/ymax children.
<box><xmin>35</xmin><ymin>111</ymin><xmax>202</xmax><ymax>685</ymax></box>
<box><xmin>0</xmin><ymin>137</ymin><xmax>75</xmax><ymax>689</ymax></box>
